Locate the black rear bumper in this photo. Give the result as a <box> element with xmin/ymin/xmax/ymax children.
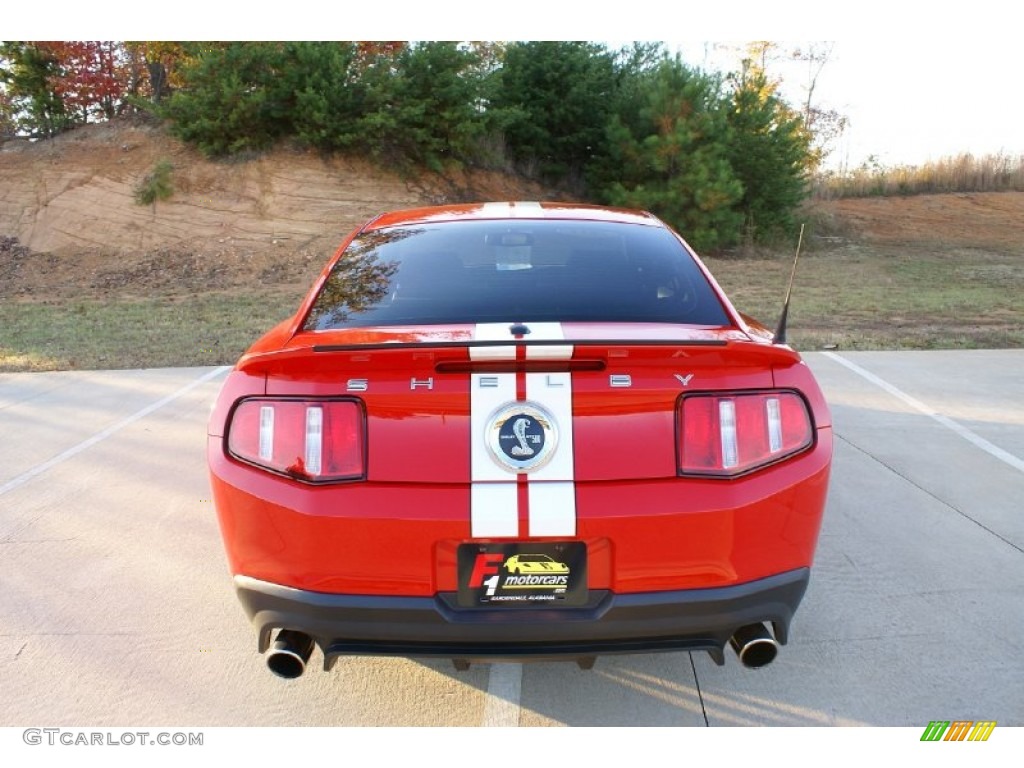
<box><xmin>234</xmin><ymin>568</ymin><xmax>810</xmax><ymax>668</ymax></box>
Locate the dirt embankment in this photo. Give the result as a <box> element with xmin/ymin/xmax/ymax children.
<box><xmin>820</xmin><ymin>192</ymin><xmax>1024</xmax><ymax>253</ymax></box>
<box><xmin>3</xmin><ymin>119</ymin><xmax>1024</xmax><ymax>303</ymax></box>
<box><xmin>0</xmin><ymin>120</ymin><xmax>549</xmax><ymax>300</ymax></box>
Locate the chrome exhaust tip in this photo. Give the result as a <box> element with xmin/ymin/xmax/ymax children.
<box><xmin>266</xmin><ymin>630</ymin><xmax>315</xmax><ymax>679</ymax></box>
<box><xmin>729</xmin><ymin>623</ymin><xmax>779</xmax><ymax>669</ymax></box>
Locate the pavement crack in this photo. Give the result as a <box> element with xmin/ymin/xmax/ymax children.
<box><xmin>0</xmin><ymin>632</ymin><xmax>140</xmax><ymax>637</ymax></box>
<box><xmin>836</xmin><ymin>433</ymin><xmax>1024</xmax><ymax>556</ymax></box>
<box><xmin>688</xmin><ymin>652</ymin><xmax>710</xmax><ymax>727</ymax></box>
<box><xmin>0</xmin><ymin>538</ymin><xmax>77</xmax><ymax>544</ymax></box>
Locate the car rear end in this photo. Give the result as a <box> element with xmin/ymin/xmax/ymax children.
<box><xmin>207</xmin><ymin>203</ymin><xmax>832</xmax><ymax>676</ymax></box>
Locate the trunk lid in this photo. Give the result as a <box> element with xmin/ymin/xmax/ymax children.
<box><xmin>238</xmin><ymin>323</ymin><xmax>808</xmax><ymax>483</ymax></box>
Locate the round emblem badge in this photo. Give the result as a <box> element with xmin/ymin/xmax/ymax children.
<box><xmin>486</xmin><ymin>402</ymin><xmax>558</xmax><ymax>473</ymax></box>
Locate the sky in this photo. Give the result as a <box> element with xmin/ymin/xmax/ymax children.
<box><xmin>9</xmin><ymin>1</ymin><xmax>1023</xmax><ymax>172</ymax></box>
<box><xmin>673</xmin><ymin>40</ymin><xmax>1023</xmax><ymax>170</ymax></box>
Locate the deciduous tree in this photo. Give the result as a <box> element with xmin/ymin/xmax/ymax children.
<box><xmin>36</xmin><ymin>41</ymin><xmax>125</xmax><ymax>121</ymax></box>
<box><xmin>123</xmin><ymin>41</ymin><xmax>194</xmax><ymax>104</ymax></box>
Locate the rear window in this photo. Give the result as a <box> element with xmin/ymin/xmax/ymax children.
<box><xmin>303</xmin><ymin>219</ymin><xmax>730</xmax><ymax>330</ymax></box>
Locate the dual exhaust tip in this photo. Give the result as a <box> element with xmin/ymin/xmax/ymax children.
<box><xmin>729</xmin><ymin>623</ymin><xmax>779</xmax><ymax>669</ymax></box>
<box><xmin>264</xmin><ymin>622</ymin><xmax>779</xmax><ymax>677</ymax></box>
<box><xmin>266</xmin><ymin>630</ymin><xmax>315</xmax><ymax>679</ymax></box>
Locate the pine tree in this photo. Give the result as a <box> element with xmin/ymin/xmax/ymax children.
<box><xmin>0</xmin><ymin>42</ymin><xmax>73</xmax><ymax>137</ymax></box>
<box><xmin>162</xmin><ymin>43</ymin><xmax>294</xmax><ymax>156</ymax></box>
<box><xmin>600</xmin><ymin>57</ymin><xmax>744</xmax><ymax>251</ymax></box>
<box><xmin>493</xmin><ymin>41</ymin><xmax>617</xmax><ymax>187</ymax></box>
<box><xmin>724</xmin><ymin>59</ymin><xmax>813</xmax><ymax>243</ymax></box>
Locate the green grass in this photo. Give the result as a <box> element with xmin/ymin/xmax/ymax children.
<box><xmin>0</xmin><ymin>290</ymin><xmax>302</xmax><ymax>371</ymax></box>
<box><xmin>2</xmin><ymin>244</ymin><xmax>1023</xmax><ymax>372</ymax></box>
<box><xmin>704</xmin><ymin>243</ymin><xmax>1024</xmax><ymax>351</ymax></box>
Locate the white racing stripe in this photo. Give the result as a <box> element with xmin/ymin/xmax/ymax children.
<box><xmin>526</xmin><ymin>371</ymin><xmax>576</xmax><ymax>536</ymax></box>
<box><xmin>522</xmin><ymin>322</ymin><xmax>573</xmax><ymax>360</ymax></box>
<box><xmin>469</xmin><ymin>322</ymin><xmax>516</xmax><ymax>362</ymax></box>
<box><xmin>470</xmin><ymin>483</ymin><xmax>519</xmax><ymax>538</ymax></box>
<box><xmin>528</xmin><ymin>481</ymin><xmax>576</xmax><ymax>537</ymax></box>
<box><xmin>477</xmin><ymin>201</ymin><xmax>543</xmax><ymax>220</ymax></box>
<box><xmin>469</xmin><ymin>370</ymin><xmax>516</xmax><ymax>484</ymax></box>
<box><xmin>510</xmin><ymin>201</ymin><xmax>543</xmax><ymax>217</ymax></box>
<box><xmin>470</xmin><ymin>371</ymin><xmax>518</xmax><ymax>536</ymax></box>
<box><xmin>468</xmin><ymin>323</ymin><xmax>577</xmax><ymax>538</ymax></box>
<box><xmin>526</xmin><ymin>345</ymin><xmax>574</xmax><ymax>360</ymax></box>
<box><xmin>525</xmin><ymin>372</ymin><xmax>574</xmax><ymax>480</ymax></box>
<box><xmin>480</xmin><ymin>202</ymin><xmax>511</xmax><ymax>216</ymax></box>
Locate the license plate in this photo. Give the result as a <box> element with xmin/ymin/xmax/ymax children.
<box><xmin>457</xmin><ymin>542</ymin><xmax>587</xmax><ymax>607</ymax></box>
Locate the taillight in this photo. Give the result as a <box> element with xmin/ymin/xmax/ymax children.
<box><xmin>678</xmin><ymin>391</ymin><xmax>813</xmax><ymax>476</ymax></box>
<box><xmin>227</xmin><ymin>399</ymin><xmax>364</xmax><ymax>482</ymax></box>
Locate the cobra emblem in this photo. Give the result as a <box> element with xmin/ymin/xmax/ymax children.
<box><xmin>486</xmin><ymin>402</ymin><xmax>556</xmax><ymax>473</ymax></box>
<box><xmin>509</xmin><ymin>417</ymin><xmax>535</xmax><ymax>456</ymax></box>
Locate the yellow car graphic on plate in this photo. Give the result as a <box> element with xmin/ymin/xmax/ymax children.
<box><xmin>504</xmin><ymin>554</ymin><xmax>570</xmax><ymax>575</ymax></box>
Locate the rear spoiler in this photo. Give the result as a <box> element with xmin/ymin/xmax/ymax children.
<box><xmin>310</xmin><ymin>339</ymin><xmax>728</xmax><ymax>353</ymax></box>
<box><xmin>236</xmin><ymin>337</ymin><xmax>804</xmax><ymax>376</ymax></box>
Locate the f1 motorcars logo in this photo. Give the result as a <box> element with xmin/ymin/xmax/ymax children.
<box><xmin>920</xmin><ymin>721</ymin><xmax>996</xmax><ymax>741</ymax></box>
<box><xmin>459</xmin><ymin>543</ymin><xmax>586</xmax><ymax>606</ymax></box>
<box><xmin>467</xmin><ymin>552</ymin><xmax>569</xmax><ymax>597</ymax></box>
<box><xmin>468</xmin><ymin>553</ymin><xmax>504</xmax><ymax>589</ymax></box>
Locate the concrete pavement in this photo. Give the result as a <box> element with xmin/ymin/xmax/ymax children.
<box><xmin>0</xmin><ymin>351</ymin><xmax>1021</xmax><ymax>726</ymax></box>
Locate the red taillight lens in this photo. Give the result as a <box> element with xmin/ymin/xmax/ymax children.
<box><xmin>227</xmin><ymin>399</ymin><xmax>364</xmax><ymax>482</ymax></box>
<box><xmin>678</xmin><ymin>391</ymin><xmax>813</xmax><ymax>476</ymax></box>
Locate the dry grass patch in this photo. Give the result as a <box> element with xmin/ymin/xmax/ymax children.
<box><xmin>0</xmin><ymin>290</ymin><xmax>303</xmax><ymax>371</ymax></box>
<box><xmin>705</xmin><ymin>242</ymin><xmax>1024</xmax><ymax>352</ymax></box>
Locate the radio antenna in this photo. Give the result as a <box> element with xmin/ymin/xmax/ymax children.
<box><xmin>774</xmin><ymin>223</ymin><xmax>805</xmax><ymax>345</ymax></box>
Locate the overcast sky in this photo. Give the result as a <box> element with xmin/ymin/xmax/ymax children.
<box><xmin>673</xmin><ymin>40</ymin><xmax>1022</xmax><ymax>170</ymax></box>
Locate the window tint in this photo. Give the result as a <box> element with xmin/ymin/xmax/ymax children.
<box><xmin>303</xmin><ymin>219</ymin><xmax>730</xmax><ymax>330</ymax></box>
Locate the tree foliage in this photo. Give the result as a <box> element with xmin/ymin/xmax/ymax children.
<box><xmin>493</xmin><ymin>41</ymin><xmax>617</xmax><ymax>185</ymax></box>
<box><xmin>0</xmin><ymin>39</ymin><xmax>828</xmax><ymax>250</ymax></box>
<box><xmin>600</xmin><ymin>57</ymin><xmax>744</xmax><ymax>250</ymax></box>
<box><xmin>161</xmin><ymin>42</ymin><xmax>492</xmax><ymax>168</ymax></box>
<box><xmin>161</xmin><ymin>42</ymin><xmax>298</xmax><ymax>156</ymax></box>
<box><xmin>729</xmin><ymin>40</ymin><xmax>846</xmax><ymax>169</ymax></box>
<box><xmin>122</xmin><ymin>41</ymin><xmax>195</xmax><ymax>104</ymax></box>
<box><xmin>724</xmin><ymin>59</ymin><xmax>814</xmax><ymax>242</ymax></box>
<box><xmin>353</xmin><ymin>42</ymin><xmax>494</xmax><ymax>170</ymax></box>
<box><xmin>1</xmin><ymin>40</ymin><xmax>194</xmax><ymax>134</ymax></box>
<box><xmin>0</xmin><ymin>88</ymin><xmax>16</xmax><ymax>136</ymax></box>
<box><xmin>134</xmin><ymin>158</ymin><xmax>174</xmax><ymax>205</ymax></box>
<box><xmin>0</xmin><ymin>42</ymin><xmax>73</xmax><ymax>137</ymax></box>
<box><xmin>37</xmin><ymin>41</ymin><xmax>124</xmax><ymax>121</ymax></box>
<box><xmin>284</xmin><ymin>42</ymin><xmax>365</xmax><ymax>152</ymax></box>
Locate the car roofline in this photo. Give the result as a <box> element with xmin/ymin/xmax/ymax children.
<box><xmin>361</xmin><ymin>201</ymin><xmax>663</xmax><ymax>231</ymax></box>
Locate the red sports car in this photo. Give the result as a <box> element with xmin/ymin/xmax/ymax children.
<box><xmin>208</xmin><ymin>202</ymin><xmax>832</xmax><ymax>678</ymax></box>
